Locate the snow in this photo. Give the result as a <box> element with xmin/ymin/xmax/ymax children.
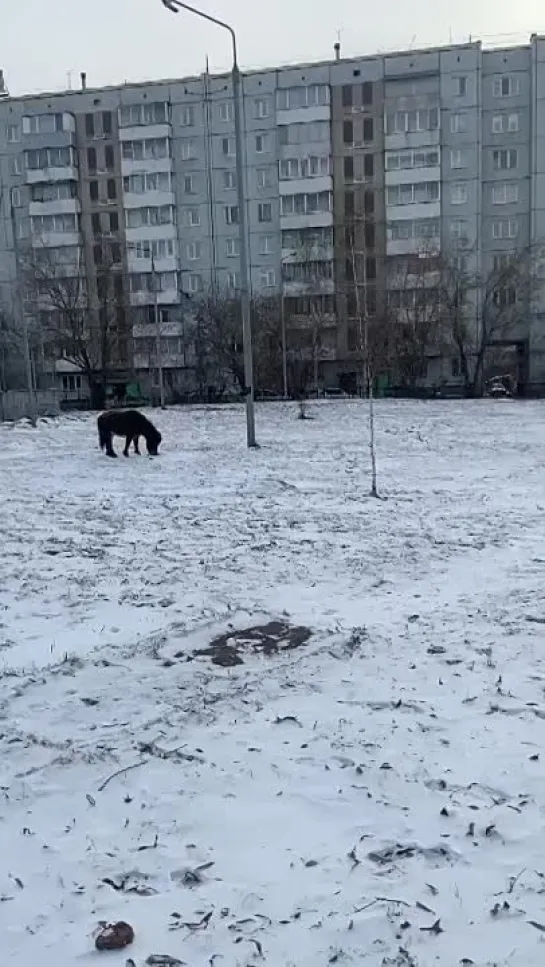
<box><xmin>2</xmin><ymin>399</ymin><xmax>545</xmax><ymax>965</ymax></box>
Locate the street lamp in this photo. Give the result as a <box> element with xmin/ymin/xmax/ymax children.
<box><xmin>9</xmin><ymin>188</ymin><xmax>37</xmax><ymax>426</ymax></box>
<box><xmin>160</xmin><ymin>0</ymin><xmax>257</xmax><ymax>447</ymax></box>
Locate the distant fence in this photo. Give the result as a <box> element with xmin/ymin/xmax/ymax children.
<box><xmin>0</xmin><ymin>390</ymin><xmax>61</xmax><ymax>422</ymax></box>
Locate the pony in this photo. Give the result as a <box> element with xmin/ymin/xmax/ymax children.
<box><xmin>97</xmin><ymin>409</ymin><xmax>162</xmax><ymax>458</ymax></box>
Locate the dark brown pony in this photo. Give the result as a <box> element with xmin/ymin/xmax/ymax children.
<box><xmin>97</xmin><ymin>409</ymin><xmax>162</xmax><ymax>458</ymax></box>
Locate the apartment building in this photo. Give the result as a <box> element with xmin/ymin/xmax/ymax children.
<box><xmin>2</xmin><ymin>34</ymin><xmax>545</xmax><ymax>396</ymax></box>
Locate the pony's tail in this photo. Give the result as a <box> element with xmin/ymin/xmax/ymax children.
<box><xmin>98</xmin><ymin>421</ymin><xmax>109</xmax><ymax>451</ymax></box>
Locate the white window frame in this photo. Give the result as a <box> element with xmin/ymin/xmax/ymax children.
<box><xmin>7</xmin><ymin>124</ymin><xmax>20</xmax><ymax>142</ymax></box>
<box><xmin>259</xmin><ymin>235</ymin><xmax>274</xmax><ymax>255</ymax></box>
<box><xmin>181</xmin><ymin>139</ymin><xmax>196</xmax><ymax>160</ymax></box>
<box><xmin>222</xmin><ymin>137</ymin><xmax>236</xmax><ymax>157</ymax></box>
<box><xmin>254</xmin><ymin>98</ymin><xmax>270</xmax><ymax>119</ymax></box>
<box><xmin>450</xmin><ymin>113</ymin><xmax>467</xmax><ymax>134</ymax></box>
<box><xmin>186</xmin><ymin>207</ymin><xmax>200</xmax><ymax>227</ymax></box>
<box><xmin>183</xmin><ymin>174</ymin><xmax>194</xmax><ymax>194</ymax></box>
<box><xmin>450</xmin><ymin>149</ymin><xmax>467</xmax><ymax>169</ymax></box>
<box><xmin>186</xmin><ymin>241</ymin><xmax>202</xmax><ymax>260</ymax></box>
<box><xmin>450</xmin><ymin>219</ymin><xmax>467</xmax><ymax>239</ymax></box>
<box><xmin>451</xmin><ymin>182</ymin><xmax>468</xmax><ymax>205</ymax></box>
<box><xmin>508</xmin><ymin>113</ymin><xmax>519</xmax><ymax>132</ymax></box>
<box><xmin>223</xmin><ymin>170</ymin><xmax>236</xmax><ymax>190</ymax></box>
<box><xmin>187</xmin><ymin>273</ymin><xmax>203</xmax><ymax>294</ymax></box>
<box><xmin>493</xmin><ymin>75</ymin><xmax>520</xmax><ymax>98</ymax></box>
<box><xmin>226</xmin><ymin>237</ymin><xmax>240</xmax><ymax>257</ymax></box>
<box><xmin>492</xmin><ymin>182</ymin><xmax>519</xmax><ymax>205</ymax></box>
<box><xmin>219</xmin><ymin>102</ymin><xmax>234</xmax><ymax>122</ymax></box>
<box><xmin>227</xmin><ymin>270</ymin><xmax>240</xmax><ymax>289</ymax></box>
<box><xmin>257</xmin><ymin>167</ymin><xmax>271</xmax><ymax>189</ymax></box>
<box><xmin>180</xmin><ymin>106</ymin><xmax>195</xmax><ymax>127</ymax></box>
<box><xmin>454</xmin><ymin>75</ymin><xmax>467</xmax><ymax>97</ymax></box>
<box><xmin>259</xmin><ymin>268</ymin><xmax>276</xmax><ymax>287</ymax></box>
<box><xmin>258</xmin><ymin>202</ymin><xmax>272</xmax><ymax>222</ymax></box>
<box><xmin>224</xmin><ymin>205</ymin><xmax>239</xmax><ymax>225</ymax></box>
<box><xmin>493</xmin><ymin>148</ymin><xmax>518</xmax><ymax>170</ymax></box>
<box><xmin>255</xmin><ymin>134</ymin><xmax>269</xmax><ymax>154</ymax></box>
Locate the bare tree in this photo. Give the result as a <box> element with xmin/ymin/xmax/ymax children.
<box><xmin>22</xmin><ymin>246</ymin><xmax>126</xmax><ymax>408</ymax></box>
<box><xmin>438</xmin><ymin>246</ymin><xmax>539</xmax><ymax>396</ymax></box>
<box><xmin>347</xmin><ymin>229</ymin><xmax>379</xmax><ymax>498</ymax></box>
<box><xmin>386</xmin><ymin>252</ymin><xmax>444</xmax><ymax>389</ymax></box>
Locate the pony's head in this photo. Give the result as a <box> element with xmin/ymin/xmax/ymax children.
<box><xmin>146</xmin><ymin>427</ymin><xmax>162</xmax><ymax>456</ymax></box>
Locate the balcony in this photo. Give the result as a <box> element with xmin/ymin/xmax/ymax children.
<box><xmin>276</xmin><ymin>105</ymin><xmax>330</xmax><ymax>125</ymax></box>
<box><xmin>127</xmin><ymin>255</ymin><xmax>178</xmax><ymax>275</ymax></box>
<box><xmin>31</xmin><ymin>231</ymin><xmax>80</xmax><ymax>248</ymax></box>
<box><xmin>129</xmin><ymin>288</ymin><xmax>180</xmax><ymax>307</ymax></box>
<box><xmin>29</xmin><ymin>198</ymin><xmax>81</xmax><ymax>217</ymax></box>
<box><xmin>283</xmin><ymin>278</ymin><xmax>335</xmax><ymax>297</ymax></box>
<box><xmin>279</xmin><ymin>175</ymin><xmax>332</xmax><ymax>196</ymax></box>
<box><xmin>26</xmin><ymin>165</ymin><xmax>78</xmax><ymax>184</ymax></box>
<box><xmin>124</xmin><ymin>190</ymin><xmax>176</xmax><ymax>209</ymax></box>
<box><xmin>125</xmin><ymin>224</ymin><xmax>177</xmax><ymax>243</ymax></box>
<box><xmin>119</xmin><ymin>123</ymin><xmax>171</xmax><ymax>142</ymax></box>
<box><xmin>280</xmin><ymin>211</ymin><xmax>333</xmax><ymax>230</ymax></box>
<box><xmin>121</xmin><ymin>155</ymin><xmax>173</xmax><ymax>176</ymax></box>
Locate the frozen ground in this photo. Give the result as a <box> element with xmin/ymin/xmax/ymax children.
<box><xmin>1</xmin><ymin>399</ymin><xmax>545</xmax><ymax>965</ymax></box>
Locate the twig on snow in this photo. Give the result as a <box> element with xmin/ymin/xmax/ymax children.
<box><xmin>98</xmin><ymin>761</ymin><xmax>146</xmax><ymax>792</ymax></box>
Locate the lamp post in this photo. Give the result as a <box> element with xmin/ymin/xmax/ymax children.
<box><xmin>160</xmin><ymin>0</ymin><xmax>257</xmax><ymax>447</ymax></box>
<box><xmin>9</xmin><ymin>188</ymin><xmax>37</xmax><ymax>426</ymax></box>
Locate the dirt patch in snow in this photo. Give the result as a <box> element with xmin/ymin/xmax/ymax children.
<box><xmin>190</xmin><ymin>620</ymin><xmax>313</xmax><ymax>667</ymax></box>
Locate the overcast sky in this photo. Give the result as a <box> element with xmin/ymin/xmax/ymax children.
<box><xmin>3</xmin><ymin>0</ymin><xmax>543</xmax><ymax>96</ymax></box>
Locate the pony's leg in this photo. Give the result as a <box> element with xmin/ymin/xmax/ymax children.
<box><xmin>123</xmin><ymin>434</ymin><xmax>131</xmax><ymax>457</ymax></box>
<box><xmin>133</xmin><ymin>435</ymin><xmax>140</xmax><ymax>455</ymax></box>
<box><xmin>105</xmin><ymin>432</ymin><xmax>117</xmax><ymax>458</ymax></box>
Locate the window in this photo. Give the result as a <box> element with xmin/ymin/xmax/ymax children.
<box><xmin>276</xmin><ymin>84</ymin><xmax>329</xmax><ymax>110</ymax></box>
<box><xmin>88</xmin><ymin>147</ymin><xmax>97</xmax><ymax>171</ymax></box>
<box><xmin>222</xmin><ymin>137</ymin><xmax>236</xmax><ymax>156</ymax></box>
<box><xmin>362</xmin><ymin>81</ymin><xmax>373</xmax><ymax>106</ymax></box>
<box><xmin>278</xmin><ymin>121</ymin><xmax>330</xmax><ymax>144</ymax></box>
<box><xmin>508</xmin><ymin>113</ymin><xmax>519</xmax><ymax>132</ymax></box>
<box><xmin>119</xmin><ymin>103</ymin><xmax>168</xmax><ymax>126</ymax></box>
<box><xmin>219</xmin><ymin>102</ymin><xmax>233</xmax><ymax>122</ymax></box>
<box><xmin>105</xmin><ymin>145</ymin><xmax>114</xmax><ymax>170</ymax></box>
<box><xmin>11</xmin><ymin>187</ymin><xmax>22</xmax><ymax>207</ymax></box>
<box><xmin>386</xmin><ymin>181</ymin><xmax>440</xmax><ymax>205</ymax></box>
<box><xmin>386</xmin><ymin>148</ymin><xmax>439</xmax><ymax>170</ymax></box>
<box><xmin>226</xmin><ymin>237</ymin><xmax>240</xmax><ymax>257</ymax></box>
<box><xmin>11</xmin><ymin>156</ymin><xmax>22</xmax><ymax>175</ymax></box>
<box><xmin>255</xmin><ymin>134</ymin><xmax>269</xmax><ymax>153</ymax></box>
<box><xmin>254</xmin><ymin>97</ymin><xmax>270</xmax><ymax>119</ymax></box>
<box><xmin>344</xmin><ymin>156</ymin><xmax>354</xmax><ymax>180</ymax></box>
<box><xmin>187</xmin><ymin>273</ymin><xmax>203</xmax><ymax>294</ymax></box>
<box><xmin>181</xmin><ymin>106</ymin><xmax>195</xmax><ymax>127</ymax></box>
<box><xmin>30</xmin><ymin>213</ymin><xmax>78</xmax><ymax>235</ymax></box>
<box><xmin>364</xmin><ymin>153</ymin><xmax>374</xmax><ymax>177</ymax></box>
<box><xmin>123</xmin><ymin>172</ymin><xmax>171</xmax><ymax>194</ymax></box>
<box><xmin>366</xmin><ymin>256</ymin><xmax>377</xmax><ymax>280</ymax></box>
<box><xmin>85</xmin><ymin>113</ymin><xmax>95</xmax><ymax>137</ymax></box>
<box><xmin>493</xmin><ymin>148</ymin><xmax>518</xmax><ymax>170</ymax></box>
<box><xmin>492</xmin><ymin>113</ymin><xmax>520</xmax><ymax>133</ymax></box>
<box><xmin>281</xmin><ymin>191</ymin><xmax>332</xmax><ymax>216</ymax></box>
<box><xmin>89</xmin><ymin>180</ymin><xmax>99</xmax><ymax>202</ymax></box>
<box><xmin>451</xmin><ymin>149</ymin><xmax>467</xmax><ymax>169</ymax></box>
<box><xmin>492</xmin><ymin>217</ymin><xmax>518</xmax><ymax>239</ymax></box>
<box><xmin>342</xmin><ymin>85</ymin><xmax>353</xmax><ymax>107</ymax></box>
<box><xmin>92</xmin><ymin>213</ymin><xmax>101</xmax><ymax>234</ymax></box>
<box><xmin>186</xmin><ymin>241</ymin><xmax>202</xmax><ymax>260</ymax></box>
<box><xmin>125</xmin><ymin>205</ymin><xmax>176</xmax><ymax>228</ymax></box>
<box><xmin>454</xmin><ymin>75</ymin><xmax>467</xmax><ymax>97</ymax></box>
<box><xmin>182</xmin><ymin>174</ymin><xmax>194</xmax><ymax>194</ymax></box>
<box><xmin>450</xmin><ymin>219</ymin><xmax>467</xmax><ymax>239</ymax></box>
<box><xmin>492</xmin><ymin>182</ymin><xmax>519</xmax><ymax>204</ymax></box>
<box><xmin>223</xmin><ymin>170</ymin><xmax>236</xmax><ymax>190</ymax></box>
<box><xmin>364</xmin><ymin>190</ymin><xmax>374</xmax><ymax>214</ymax></box>
<box><xmin>451</xmin><ymin>182</ymin><xmax>468</xmax><ymax>205</ymax></box>
<box><xmin>108</xmin><ymin>212</ymin><xmax>119</xmax><ymax>233</ymax></box>
<box><xmin>343</xmin><ymin>120</ymin><xmax>354</xmax><ymax>144</ymax></box>
<box><xmin>7</xmin><ymin>124</ymin><xmax>19</xmax><ymax>142</ymax></box>
<box><xmin>258</xmin><ymin>202</ymin><xmax>272</xmax><ymax>222</ymax></box>
<box><xmin>363</xmin><ymin>117</ymin><xmax>374</xmax><ymax>142</ymax></box>
<box><xmin>385</xmin><ymin>106</ymin><xmax>439</xmax><ymax>134</ymax></box>
<box><xmin>493</xmin><ymin>75</ymin><xmax>520</xmax><ymax>98</ymax></box>
<box><xmin>450</xmin><ymin>113</ymin><xmax>468</xmax><ymax>133</ymax></box>
<box><xmin>257</xmin><ymin>167</ymin><xmax>272</xmax><ymax>188</ymax></box>
<box><xmin>107</xmin><ymin>179</ymin><xmax>117</xmax><ymax>200</ymax></box>
<box><xmin>227</xmin><ymin>271</ymin><xmax>240</xmax><ymax>289</ymax></box>
<box><xmin>345</xmin><ymin>191</ymin><xmax>355</xmax><ymax>216</ymax></box>
<box><xmin>186</xmin><ymin>207</ymin><xmax>200</xmax><ymax>226</ymax></box>
<box><xmin>181</xmin><ymin>139</ymin><xmax>196</xmax><ymax>160</ymax></box>
<box><xmin>260</xmin><ymin>269</ymin><xmax>276</xmax><ymax>287</ymax></box>
<box><xmin>120</xmin><ymin>137</ymin><xmax>170</xmax><ymax>161</ymax></box>
<box><xmin>259</xmin><ymin>234</ymin><xmax>274</xmax><ymax>255</ymax></box>
<box><xmin>224</xmin><ymin>205</ymin><xmax>239</xmax><ymax>225</ymax></box>
<box><xmin>102</xmin><ymin>111</ymin><xmax>112</xmax><ymax>135</ymax></box>
<box><xmin>388</xmin><ymin>218</ymin><xmax>440</xmax><ymax>241</ymax></box>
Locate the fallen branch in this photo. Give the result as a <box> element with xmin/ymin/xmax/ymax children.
<box><xmin>98</xmin><ymin>761</ymin><xmax>146</xmax><ymax>793</ymax></box>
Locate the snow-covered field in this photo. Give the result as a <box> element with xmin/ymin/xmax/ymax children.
<box><xmin>2</xmin><ymin>399</ymin><xmax>545</xmax><ymax>966</ymax></box>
